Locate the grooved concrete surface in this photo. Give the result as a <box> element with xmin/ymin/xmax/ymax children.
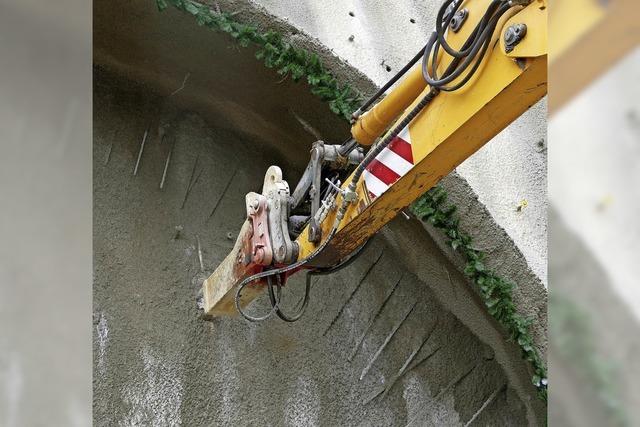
<box><xmin>93</xmin><ymin>0</ymin><xmax>545</xmax><ymax>425</ymax></box>
<box><xmin>93</xmin><ymin>70</ymin><xmax>528</xmax><ymax>425</ymax></box>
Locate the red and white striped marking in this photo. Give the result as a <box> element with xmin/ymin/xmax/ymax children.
<box><xmin>363</xmin><ymin>126</ymin><xmax>414</xmax><ymax>200</ymax></box>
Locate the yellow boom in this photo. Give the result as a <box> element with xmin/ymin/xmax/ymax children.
<box><xmin>202</xmin><ymin>0</ymin><xmax>548</xmax><ymax>318</ymax></box>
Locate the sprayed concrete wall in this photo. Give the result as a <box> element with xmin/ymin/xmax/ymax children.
<box><xmin>93</xmin><ymin>0</ymin><xmax>546</xmax><ymax>425</ymax></box>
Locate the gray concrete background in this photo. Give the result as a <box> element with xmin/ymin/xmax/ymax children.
<box><xmin>93</xmin><ymin>68</ymin><xmax>538</xmax><ymax>425</ymax></box>
<box><xmin>92</xmin><ymin>0</ymin><xmax>547</xmax><ymax>425</ymax></box>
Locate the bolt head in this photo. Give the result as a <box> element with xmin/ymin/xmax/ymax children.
<box><xmin>504</xmin><ymin>23</ymin><xmax>527</xmax><ymax>50</ymax></box>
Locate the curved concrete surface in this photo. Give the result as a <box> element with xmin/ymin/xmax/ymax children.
<box><xmin>93</xmin><ymin>1</ymin><xmax>545</xmax><ymax>425</ymax></box>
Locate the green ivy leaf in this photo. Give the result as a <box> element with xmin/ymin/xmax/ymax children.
<box><xmin>156</xmin><ymin>0</ymin><xmax>169</xmax><ymax>11</ymax></box>
<box><xmin>184</xmin><ymin>1</ymin><xmax>200</xmax><ymax>15</ymax></box>
<box><xmin>307</xmin><ymin>74</ymin><xmax>321</xmax><ymax>85</ymax></box>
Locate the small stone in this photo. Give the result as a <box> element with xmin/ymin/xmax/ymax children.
<box><xmin>516</xmin><ymin>199</ymin><xmax>528</xmax><ymax>212</ymax></box>
<box><xmin>348</xmin><ymin>11</ymin><xmax>355</xmax><ymax>17</ymax></box>
<box><xmin>348</xmin><ymin>34</ymin><xmax>355</xmax><ymax>42</ymax></box>
<box><xmin>226</xmin><ymin>231</ymin><xmax>234</xmax><ymax>240</ymax></box>
<box><xmin>410</xmin><ymin>18</ymin><xmax>416</xmax><ymax>24</ymax></box>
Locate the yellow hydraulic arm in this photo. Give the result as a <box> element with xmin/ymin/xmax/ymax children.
<box><xmin>202</xmin><ymin>0</ymin><xmax>548</xmax><ymax>319</ymax></box>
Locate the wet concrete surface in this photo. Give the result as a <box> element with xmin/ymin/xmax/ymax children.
<box><xmin>93</xmin><ymin>69</ymin><xmax>529</xmax><ymax>425</ymax></box>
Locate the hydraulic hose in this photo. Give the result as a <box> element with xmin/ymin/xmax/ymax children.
<box><xmin>355</xmin><ymin>45</ymin><xmax>427</xmax><ymax>117</ymax></box>
<box><xmin>267</xmin><ymin>237</ymin><xmax>372</xmax><ymax>322</ymax></box>
<box><xmin>424</xmin><ymin>1</ymin><xmax>511</xmax><ymax>91</ymax></box>
<box><xmin>235</xmin><ymin>0</ymin><xmax>520</xmax><ymax>322</ymax></box>
<box><xmin>235</xmin><ymin>226</ymin><xmax>338</xmax><ymax>322</ymax></box>
<box><xmin>350</xmin><ymin>87</ymin><xmax>439</xmax><ymax>188</ymax></box>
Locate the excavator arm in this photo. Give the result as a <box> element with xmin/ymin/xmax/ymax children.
<box><xmin>202</xmin><ymin>0</ymin><xmax>548</xmax><ymax>320</ymax></box>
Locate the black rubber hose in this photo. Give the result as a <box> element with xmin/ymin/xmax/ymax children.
<box><xmin>435</xmin><ymin>0</ymin><xmax>503</xmax><ymax>58</ymax></box>
<box><xmin>235</xmin><ymin>276</ymin><xmax>282</xmax><ymax>322</ymax></box>
<box><xmin>235</xmin><ymin>226</ymin><xmax>338</xmax><ymax>322</ymax></box>
<box><xmin>314</xmin><ymin>236</ymin><xmax>372</xmax><ymax>275</ymax></box>
<box><xmin>354</xmin><ymin>0</ymin><xmax>509</xmax><ymax>131</ymax></box>
<box><xmin>269</xmin><ymin>237</ymin><xmax>372</xmax><ymax>322</ymax></box>
<box><xmin>430</xmin><ymin>0</ymin><xmax>502</xmax><ymax>81</ymax></box>
<box><xmin>350</xmin><ymin>87</ymin><xmax>439</xmax><ymax>187</ymax></box>
<box><xmin>356</xmin><ymin>44</ymin><xmax>428</xmax><ymax>115</ymax></box>
<box><xmin>435</xmin><ymin>0</ymin><xmax>466</xmax><ymax>58</ymax></box>
<box><xmin>423</xmin><ymin>2</ymin><xmax>510</xmax><ymax>88</ymax></box>
<box><xmin>438</xmin><ymin>34</ymin><xmax>493</xmax><ymax>92</ymax></box>
<box><xmin>268</xmin><ymin>273</ymin><xmax>310</xmax><ymax>322</ymax></box>
<box><xmin>428</xmin><ymin>8</ymin><xmax>502</xmax><ymax>92</ymax></box>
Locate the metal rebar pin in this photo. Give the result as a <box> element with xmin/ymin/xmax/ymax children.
<box><xmin>104</xmin><ymin>142</ymin><xmax>113</xmax><ymax>166</ymax></box>
<box><xmin>160</xmin><ymin>147</ymin><xmax>172</xmax><ymax>189</ymax></box>
<box><xmin>133</xmin><ymin>128</ymin><xmax>149</xmax><ymax>176</ymax></box>
<box><xmin>181</xmin><ymin>156</ymin><xmax>200</xmax><ymax>209</ymax></box>
<box><xmin>196</xmin><ymin>234</ymin><xmax>204</xmax><ymax>272</ymax></box>
<box><xmin>208</xmin><ymin>167</ymin><xmax>239</xmax><ymax>220</ymax></box>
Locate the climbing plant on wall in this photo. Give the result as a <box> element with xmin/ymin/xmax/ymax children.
<box><xmin>157</xmin><ymin>0</ymin><xmax>548</xmax><ymax>402</ymax></box>
<box><xmin>410</xmin><ymin>187</ymin><xmax>547</xmax><ymax>400</ymax></box>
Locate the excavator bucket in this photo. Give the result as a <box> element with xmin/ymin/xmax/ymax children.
<box><xmin>201</xmin><ymin>220</ymin><xmax>265</xmax><ymax>317</ymax></box>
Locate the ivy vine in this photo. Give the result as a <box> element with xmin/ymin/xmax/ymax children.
<box><xmin>411</xmin><ymin>187</ymin><xmax>547</xmax><ymax>401</ymax></box>
<box><xmin>156</xmin><ymin>0</ymin><xmax>363</xmax><ymax>120</ymax></box>
<box><xmin>157</xmin><ymin>0</ymin><xmax>547</xmax><ymax>403</ymax></box>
